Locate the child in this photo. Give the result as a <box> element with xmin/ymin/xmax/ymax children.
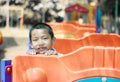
<box><xmin>27</xmin><ymin>23</ymin><xmax>63</xmax><ymax>57</ymax></box>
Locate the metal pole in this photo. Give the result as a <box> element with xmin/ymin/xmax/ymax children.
<box><xmin>42</xmin><ymin>8</ymin><xmax>45</xmax><ymax>23</ymax></box>
<box><xmin>6</xmin><ymin>0</ymin><xmax>9</xmax><ymax>28</ymax></box>
<box><xmin>41</xmin><ymin>0</ymin><xmax>45</xmax><ymax>23</ymax></box>
<box><xmin>114</xmin><ymin>0</ymin><xmax>118</xmax><ymax>33</ymax></box>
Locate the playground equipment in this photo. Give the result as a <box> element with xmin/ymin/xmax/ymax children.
<box><xmin>12</xmin><ymin>46</ymin><xmax>120</xmax><ymax>82</ymax></box>
<box><xmin>62</xmin><ymin>21</ymin><xmax>96</xmax><ymax>29</ymax></box>
<box><xmin>54</xmin><ymin>33</ymin><xmax>120</xmax><ymax>54</ymax></box>
<box><xmin>64</xmin><ymin>3</ymin><xmax>89</xmax><ymax>23</ymax></box>
<box><xmin>0</xmin><ymin>31</ymin><xmax>3</xmax><ymax>44</ymax></box>
<box><xmin>47</xmin><ymin>22</ymin><xmax>96</xmax><ymax>39</ymax></box>
<box><xmin>1</xmin><ymin>33</ymin><xmax>120</xmax><ymax>82</ymax></box>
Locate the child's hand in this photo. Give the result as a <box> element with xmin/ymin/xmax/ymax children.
<box><xmin>26</xmin><ymin>50</ymin><xmax>36</xmax><ymax>55</ymax></box>
<box><xmin>26</xmin><ymin>49</ymin><xmax>58</xmax><ymax>56</ymax></box>
<box><xmin>44</xmin><ymin>49</ymin><xmax>57</xmax><ymax>56</ymax></box>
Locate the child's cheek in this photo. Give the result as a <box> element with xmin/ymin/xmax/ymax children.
<box><xmin>32</xmin><ymin>42</ymin><xmax>39</xmax><ymax>47</ymax></box>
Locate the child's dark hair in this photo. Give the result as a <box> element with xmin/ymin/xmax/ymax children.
<box><xmin>29</xmin><ymin>23</ymin><xmax>54</xmax><ymax>41</ymax></box>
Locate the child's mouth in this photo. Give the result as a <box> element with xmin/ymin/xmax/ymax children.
<box><xmin>37</xmin><ymin>47</ymin><xmax>47</xmax><ymax>54</ymax></box>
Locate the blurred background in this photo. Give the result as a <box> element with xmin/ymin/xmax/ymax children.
<box><xmin>0</xmin><ymin>0</ymin><xmax>120</xmax><ymax>32</ymax></box>
<box><xmin>0</xmin><ymin>0</ymin><xmax>120</xmax><ymax>80</ymax></box>
<box><xmin>0</xmin><ymin>0</ymin><xmax>120</xmax><ymax>58</ymax></box>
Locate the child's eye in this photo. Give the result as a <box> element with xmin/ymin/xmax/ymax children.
<box><xmin>43</xmin><ymin>37</ymin><xmax>48</xmax><ymax>39</ymax></box>
<box><xmin>33</xmin><ymin>39</ymin><xmax>37</xmax><ymax>41</ymax></box>
<box><xmin>32</xmin><ymin>38</ymin><xmax>38</xmax><ymax>41</ymax></box>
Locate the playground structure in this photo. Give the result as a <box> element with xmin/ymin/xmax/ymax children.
<box><xmin>64</xmin><ymin>3</ymin><xmax>89</xmax><ymax>24</ymax></box>
<box><xmin>12</xmin><ymin>46</ymin><xmax>120</xmax><ymax>82</ymax></box>
<box><xmin>1</xmin><ymin>33</ymin><xmax>120</xmax><ymax>82</ymax></box>
<box><xmin>0</xmin><ymin>31</ymin><xmax>3</xmax><ymax>44</ymax></box>
<box><xmin>0</xmin><ymin>4</ymin><xmax>118</xmax><ymax>81</ymax></box>
<box><xmin>54</xmin><ymin>33</ymin><xmax>120</xmax><ymax>54</ymax></box>
<box><xmin>47</xmin><ymin>21</ymin><xmax>96</xmax><ymax>39</ymax></box>
<box><xmin>1</xmin><ymin>2</ymin><xmax>120</xmax><ymax>82</ymax></box>
<box><xmin>62</xmin><ymin>21</ymin><xmax>96</xmax><ymax>29</ymax></box>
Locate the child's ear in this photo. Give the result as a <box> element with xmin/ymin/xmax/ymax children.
<box><xmin>52</xmin><ymin>37</ymin><xmax>56</xmax><ymax>44</ymax></box>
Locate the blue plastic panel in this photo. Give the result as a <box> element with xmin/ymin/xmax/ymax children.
<box><xmin>1</xmin><ymin>59</ymin><xmax>12</xmax><ymax>82</ymax></box>
<box><xmin>76</xmin><ymin>77</ymin><xmax>120</xmax><ymax>82</ymax></box>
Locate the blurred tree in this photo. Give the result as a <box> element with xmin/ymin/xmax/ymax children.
<box><xmin>9</xmin><ymin>0</ymin><xmax>26</xmax><ymax>5</ymax></box>
<box><xmin>98</xmin><ymin>0</ymin><xmax>120</xmax><ymax>33</ymax></box>
<box><xmin>99</xmin><ymin>0</ymin><xmax>120</xmax><ymax>17</ymax></box>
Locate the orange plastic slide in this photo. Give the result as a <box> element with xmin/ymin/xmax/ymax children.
<box><xmin>47</xmin><ymin>22</ymin><xmax>96</xmax><ymax>39</ymax></box>
<box><xmin>62</xmin><ymin>21</ymin><xmax>96</xmax><ymax>29</ymax></box>
<box><xmin>53</xmin><ymin>33</ymin><xmax>120</xmax><ymax>54</ymax></box>
<box><xmin>12</xmin><ymin>46</ymin><xmax>120</xmax><ymax>82</ymax></box>
<box><xmin>0</xmin><ymin>31</ymin><xmax>3</xmax><ymax>44</ymax></box>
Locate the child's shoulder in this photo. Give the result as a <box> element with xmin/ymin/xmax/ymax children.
<box><xmin>52</xmin><ymin>48</ymin><xmax>63</xmax><ymax>57</ymax></box>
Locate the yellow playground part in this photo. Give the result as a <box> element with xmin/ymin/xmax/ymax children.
<box><xmin>0</xmin><ymin>31</ymin><xmax>3</xmax><ymax>44</ymax></box>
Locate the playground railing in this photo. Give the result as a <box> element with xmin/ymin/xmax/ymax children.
<box><xmin>54</xmin><ymin>33</ymin><xmax>120</xmax><ymax>54</ymax></box>
<box><xmin>12</xmin><ymin>46</ymin><xmax>120</xmax><ymax>82</ymax></box>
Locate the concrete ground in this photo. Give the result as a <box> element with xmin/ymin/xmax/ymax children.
<box><xmin>0</xmin><ymin>27</ymin><xmax>30</xmax><ymax>79</ymax></box>
<box><xmin>0</xmin><ymin>27</ymin><xmax>29</xmax><ymax>60</ymax></box>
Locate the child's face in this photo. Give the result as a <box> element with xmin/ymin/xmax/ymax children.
<box><xmin>30</xmin><ymin>28</ymin><xmax>55</xmax><ymax>54</ymax></box>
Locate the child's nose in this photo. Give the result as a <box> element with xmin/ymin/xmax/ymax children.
<box><xmin>38</xmin><ymin>40</ymin><xmax>44</xmax><ymax>46</ymax></box>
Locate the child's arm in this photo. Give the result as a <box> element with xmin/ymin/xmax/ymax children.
<box><xmin>26</xmin><ymin>49</ymin><xmax>58</xmax><ymax>56</ymax></box>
